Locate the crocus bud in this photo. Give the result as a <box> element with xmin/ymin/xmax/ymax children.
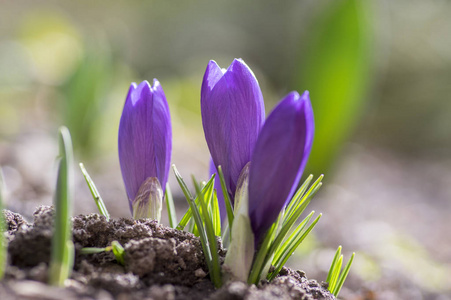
<box><xmin>248</xmin><ymin>91</ymin><xmax>314</xmax><ymax>245</ymax></box>
<box><xmin>118</xmin><ymin>80</ymin><xmax>172</xmax><ymax>221</ymax></box>
<box><xmin>201</xmin><ymin>59</ymin><xmax>265</xmax><ymax>205</ymax></box>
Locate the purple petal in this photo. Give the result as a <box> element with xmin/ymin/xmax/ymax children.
<box><xmin>118</xmin><ymin>79</ymin><xmax>172</xmax><ymax>212</ymax></box>
<box><xmin>201</xmin><ymin>59</ymin><xmax>265</xmax><ymax>203</ymax></box>
<box><xmin>248</xmin><ymin>91</ymin><xmax>314</xmax><ymax>245</ymax></box>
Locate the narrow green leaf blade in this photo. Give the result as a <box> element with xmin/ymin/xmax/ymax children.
<box><xmin>264</xmin><ymin>178</ymin><xmax>323</xmax><ymax>274</ymax></box>
<box><xmin>218</xmin><ymin>166</ymin><xmax>234</xmax><ymax>237</ymax></box>
<box><xmin>79</xmin><ymin>163</ymin><xmax>110</xmax><ymax>221</ymax></box>
<box><xmin>80</xmin><ymin>247</ymin><xmax>107</xmax><ymax>254</ymax></box>
<box><xmin>326</xmin><ymin>246</ymin><xmax>342</xmax><ymax>284</ymax></box>
<box><xmin>175</xmin><ymin>172</ymin><xmax>215</xmax><ymax>231</ymax></box>
<box><xmin>329</xmin><ymin>255</ymin><xmax>343</xmax><ymax>292</ymax></box>
<box><xmin>49</xmin><ymin>126</ymin><xmax>75</xmax><ymax>286</ymax></box>
<box><xmin>247</xmin><ymin>223</ymin><xmax>276</xmax><ymax>285</ymax></box>
<box><xmin>269</xmin><ymin>214</ymin><xmax>322</xmax><ymax>280</ymax></box>
<box><xmin>332</xmin><ymin>252</ymin><xmax>355</xmax><ymax>297</ymax></box>
<box><xmin>192</xmin><ymin>176</ymin><xmax>222</xmax><ymax>288</ymax></box>
<box><xmin>284</xmin><ymin>175</ymin><xmax>323</xmax><ymax>227</ymax></box>
<box><xmin>165</xmin><ymin>183</ymin><xmax>177</xmax><ymax>228</ymax></box>
<box><xmin>273</xmin><ymin>211</ymin><xmax>315</xmax><ymax>264</ymax></box>
<box><xmin>211</xmin><ymin>190</ymin><xmax>221</xmax><ymax>237</ymax></box>
<box><xmin>184</xmin><ymin>183</ymin><xmax>213</xmax><ymax>275</ymax></box>
<box><xmin>173</xmin><ymin>164</ymin><xmax>195</xmax><ymax>230</ymax></box>
<box><xmin>284</xmin><ymin>174</ymin><xmax>313</xmax><ymax>218</ymax></box>
<box><xmin>111</xmin><ymin>241</ymin><xmax>125</xmax><ymax>266</ymax></box>
<box><xmin>172</xmin><ymin>164</ymin><xmax>193</xmax><ymax>200</ymax></box>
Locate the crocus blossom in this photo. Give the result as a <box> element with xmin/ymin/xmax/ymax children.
<box><xmin>118</xmin><ymin>79</ymin><xmax>172</xmax><ymax>220</ymax></box>
<box><xmin>201</xmin><ymin>59</ymin><xmax>314</xmax><ymax>245</ymax></box>
<box><xmin>202</xmin><ymin>59</ymin><xmax>265</xmax><ymax>205</ymax></box>
<box><xmin>248</xmin><ymin>91</ymin><xmax>314</xmax><ymax>244</ymax></box>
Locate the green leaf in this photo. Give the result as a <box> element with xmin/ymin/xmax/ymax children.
<box><xmin>265</xmin><ymin>179</ymin><xmax>323</xmax><ymax>269</ymax></box>
<box><xmin>269</xmin><ymin>213</ymin><xmax>322</xmax><ymax>280</ymax></box>
<box><xmin>183</xmin><ymin>180</ymin><xmax>213</xmax><ymax>278</ymax></box>
<box><xmin>273</xmin><ymin>211</ymin><xmax>315</xmax><ymax>264</ymax></box>
<box><xmin>218</xmin><ymin>165</ymin><xmax>234</xmax><ymax>239</ymax></box>
<box><xmin>284</xmin><ymin>175</ymin><xmax>323</xmax><ymax>227</ymax></box>
<box><xmin>111</xmin><ymin>241</ymin><xmax>125</xmax><ymax>266</ymax></box>
<box><xmin>247</xmin><ymin>223</ymin><xmax>276</xmax><ymax>285</ymax></box>
<box><xmin>49</xmin><ymin>126</ymin><xmax>75</xmax><ymax>286</ymax></box>
<box><xmin>80</xmin><ymin>247</ymin><xmax>107</xmax><ymax>254</ymax></box>
<box><xmin>211</xmin><ymin>190</ymin><xmax>221</xmax><ymax>237</ymax></box>
<box><xmin>174</xmin><ymin>167</ymin><xmax>215</xmax><ymax>231</ymax></box>
<box><xmin>79</xmin><ymin>163</ymin><xmax>110</xmax><ymax>221</ymax></box>
<box><xmin>293</xmin><ymin>0</ymin><xmax>373</xmax><ymax>174</ymax></box>
<box><xmin>172</xmin><ymin>164</ymin><xmax>194</xmax><ymax>200</ymax></box>
<box><xmin>165</xmin><ymin>183</ymin><xmax>177</xmax><ymax>228</ymax></box>
<box><xmin>333</xmin><ymin>252</ymin><xmax>355</xmax><ymax>297</ymax></box>
<box><xmin>173</xmin><ymin>164</ymin><xmax>195</xmax><ymax>230</ymax></box>
<box><xmin>80</xmin><ymin>241</ymin><xmax>126</xmax><ymax>266</ymax></box>
<box><xmin>248</xmin><ymin>175</ymin><xmax>323</xmax><ymax>284</ymax></box>
<box><xmin>192</xmin><ymin>176</ymin><xmax>222</xmax><ymax>288</ymax></box>
<box><xmin>326</xmin><ymin>246</ymin><xmax>342</xmax><ymax>284</ymax></box>
<box><xmin>284</xmin><ymin>174</ymin><xmax>314</xmax><ymax>220</ymax></box>
<box><xmin>330</xmin><ymin>255</ymin><xmax>343</xmax><ymax>292</ymax></box>
<box><xmin>191</xmin><ymin>176</ymin><xmax>215</xmax><ymax>236</ymax></box>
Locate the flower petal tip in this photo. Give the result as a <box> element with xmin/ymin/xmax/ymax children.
<box><xmin>151</xmin><ymin>78</ymin><xmax>160</xmax><ymax>88</ymax></box>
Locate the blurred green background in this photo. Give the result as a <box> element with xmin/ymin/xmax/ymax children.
<box><xmin>1</xmin><ymin>0</ymin><xmax>451</xmax><ymax>298</ymax></box>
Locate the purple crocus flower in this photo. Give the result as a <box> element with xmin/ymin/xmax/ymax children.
<box><xmin>202</xmin><ymin>59</ymin><xmax>265</xmax><ymax>205</ymax></box>
<box><xmin>248</xmin><ymin>91</ymin><xmax>314</xmax><ymax>244</ymax></box>
<box><xmin>118</xmin><ymin>79</ymin><xmax>172</xmax><ymax>220</ymax></box>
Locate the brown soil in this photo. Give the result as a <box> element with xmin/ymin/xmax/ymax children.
<box><xmin>0</xmin><ymin>206</ymin><xmax>335</xmax><ymax>300</ymax></box>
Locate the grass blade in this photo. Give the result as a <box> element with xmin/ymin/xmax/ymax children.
<box><xmin>165</xmin><ymin>183</ymin><xmax>177</xmax><ymax>228</ymax></box>
<box><xmin>263</xmin><ymin>179</ymin><xmax>323</xmax><ymax>275</ymax></box>
<box><xmin>79</xmin><ymin>163</ymin><xmax>110</xmax><ymax>221</ymax></box>
<box><xmin>248</xmin><ymin>175</ymin><xmax>323</xmax><ymax>284</ymax></box>
<box><xmin>175</xmin><ymin>169</ymin><xmax>215</xmax><ymax>231</ymax></box>
<box><xmin>0</xmin><ymin>168</ymin><xmax>6</xmax><ymax>280</ymax></box>
<box><xmin>326</xmin><ymin>246</ymin><xmax>342</xmax><ymax>284</ymax></box>
<box><xmin>269</xmin><ymin>214</ymin><xmax>322</xmax><ymax>280</ymax></box>
<box><xmin>80</xmin><ymin>247</ymin><xmax>107</xmax><ymax>254</ymax></box>
<box><xmin>211</xmin><ymin>190</ymin><xmax>221</xmax><ymax>237</ymax></box>
<box><xmin>284</xmin><ymin>175</ymin><xmax>313</xmax><ymax>218</ymax></box>
<box><xmin>183</xmin><ymin>182</ymin><xmax>213</xmax><ymax>281</ymax></box>
<box><xmin>49</xmin><ymin>126</ymin><xmax>75</xmax><ymax>286</ymax></box>
<box><xmin>332</xmin><ymin>252</ymin><xmax>355</xmax><ymax>297</ymax></box>
<box><xmin>273</xmin><ymin>211</ymin><xmax>315</xmax><ymax>264</ymax></box>
<box><xmin>80</xmin><ymin>241</ymin><xmax>126</xmax><ymax>266</ymax></box>
<box><xmin>217</xmin><ymin>166</ymin><xmax>234</xmax><ymax>238</ymax></box>
<box><xmin>284</xmin><ymin>175</ymin><xmax>323</xmax><ymax>227</ymax></box>
<box><xmin>173</xmin><ymin>164</ymin><xmax>195</xmax><ymax>230</ymax></box>
<box><xmin>172</xmin><ymin>164</ymin><xmax>193</xmax><ymax>200</ymax></box>
<box><xmin>247</xmin><ymin>223</ymin><xmax>276</xmax><ymax>284</ymax></box>
<box><xmin>192</xmin><ymin>176</ymin><xmax>222</xmax><ymax>288</ymax></box>
<box><xmin>111</xmin><ymin>241</ymin><xmax>125</xmax><ymax>266</ymax></box>
<box><xmin>330</xmin><ymin>255</ymin><xmax>343</xmax><ymax>292</ymax></box>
